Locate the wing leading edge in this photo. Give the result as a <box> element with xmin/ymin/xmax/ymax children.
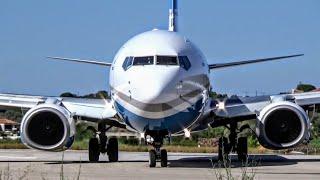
<box><xmin>47</xmin><ymin>57</ymin><xmax>112</xmax><ymax>66</ymax></box>
<box><xmin>206</xmin><ymin>91</ymin><xmax>320</xmax><ymax>126</ymax></box>
<box><xmin>209</xmin><ymin>54</ymin><xmax>303</xmax><ymax>69</ymax></box>
<box><xmin>0</xmin><ymin>93</ymin><xmax>122</xmax><ymax>126</ymax></box>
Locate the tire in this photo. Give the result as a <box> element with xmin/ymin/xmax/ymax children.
<box><xmin>89</xmin><ymin>138</ymin><xmax>100</xmax><ymax>162</ymax></box>
<box><xmin>237</xmin><ymin>137</ymin><xmax>248</xmax><ymax>163</ymax></box>
<box><xmin>149</xmin><ymin>150</ymin><xmax>156</xmax><ymax>168</ymax></box>
<box><xmin>218</xmin><ymin>137</ymin><xmax>229</xmax><ymax>162</ymax></box>
<box><xmin>108</xmin><ymin>137</ymin><xmax>119</xmax><ymax>162</ymax></box>
<box><xmin>160</xmin><ymin>149</ymin><xmax>168</xmax><ymax>167</ymax></box>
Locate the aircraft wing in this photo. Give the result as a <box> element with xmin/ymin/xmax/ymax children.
<box><xmin>209</xmin><ymin>54</ymin><xmax>303</xmax><ymax>70</ymax></box>
<box><xmin>0</xmin><ymin>93</ymin><xmax>46</xmax><ymax>109</ymax></box>
<box><xmin>0</xmin><ymin>93</ymin><xmax>124</xmax><ymax>127</ymax></box>
<box><xmin>198</xmin><ymin>92</ymin><xmax>320</xmax><ymax>129</ymax></box>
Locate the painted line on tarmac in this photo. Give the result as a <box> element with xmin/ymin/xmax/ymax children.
<box><xmin>0</xmin><ymin>155</ymin><xmax>37</xmax><ymax>160</ymax></box>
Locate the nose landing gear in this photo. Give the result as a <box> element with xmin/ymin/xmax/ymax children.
<box><xmin>145</xmin><ymin>130</ymin><xmax>168</xmax><ymax>168</ymax></box>
<box><xmin>148</xmin><ymin>147</ymin><xmax>168</xmax><ymax>168</ymax></box>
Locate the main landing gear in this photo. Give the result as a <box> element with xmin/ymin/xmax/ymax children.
<box><xmin>218</xmin><ymin>122</ymin><xmax>249</xmax><ymax>163</ymax></box>
<box><xmin>145</xmin><ymin>130</ymin><xmax>168</xmax><ymax>168</ymax></box>
<box><xmin>88</xmin><ymin>122</ymin><xmax>118</xmax><ymax>162</ymax></box>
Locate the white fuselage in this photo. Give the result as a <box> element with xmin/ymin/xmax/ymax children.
<box><xmin>109</xmin><ymin>30</ymin><xmax>210</xmax><ymax>134</ymax></box>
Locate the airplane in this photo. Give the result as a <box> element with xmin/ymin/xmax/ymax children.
<box><xmin>0</xmin><ymin>0</ymin><xmax>320</xmax><ymax>168</ymax></box>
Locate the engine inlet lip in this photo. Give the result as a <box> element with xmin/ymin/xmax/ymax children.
<box><xmin>262</xmin><ymin>105</ymin><xmax>306</xmax><ymax>148</ymax></box>
<box><xmin>21</xmin><ymin>107</ymin><xmax>70</xmax><ymax>151</ymax></box>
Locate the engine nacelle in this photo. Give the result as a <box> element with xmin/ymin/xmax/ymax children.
<box><xmin>20</xmin><ymin>103</ymin><xmax>75</xmax><ymax>151</ymax></box>
<box><xmin>256</xmin><ymin>101</ymin><xmax>311</xmax><ymax>150</ymax></box>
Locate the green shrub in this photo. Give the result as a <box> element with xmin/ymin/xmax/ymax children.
<box><xmin>248</xmin><ymin>135</ymin><xmax>259</xmax><ymax>148</ymax></box>
<box><xmin>310</xmin><ymin>138</ymin><xmax>320</xmax><ymax>149</ymax></box>
<box><xmin>118</xmin><ymin>137</ymin><xmax>140</xmax><ymax>145</ymax></box>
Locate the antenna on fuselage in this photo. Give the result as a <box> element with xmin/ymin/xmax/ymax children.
<box><xmin>168</xmin><ymin>0</ymin><xmax>178</xmax><ymax>32</ymax></box>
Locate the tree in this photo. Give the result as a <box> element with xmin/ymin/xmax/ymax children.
<box><xmin>312</xmin><ymin>114</ymin><xmax>320</xmax><ymax>138</ymax></box>
<box><xmin>60</xmin><ymin>92</ymin><xmax>77</xmax><ymax>98</ymax></box>
<box><xmin>96</xmin><ymin>90</ymin><xmax>110</xmax><ymax>99</ymax></box>
<box><xmin>296</xmin><ymin>83</ymin><xmax>316</xmax><ymax>92</ymax></box>
<box><xmin>0</xmin><ymin>110</ymin><xmax>22</xmax><ymax>122</ymax></box>
<box><xmin>209</xmin><ymin>91</ymin><xmax>227</xmax><ymax>99</ymax></box>
<box><xmin>60</xmin><ymin>91</ymin><xmax>110</xmax><ymax>99</ymax></box>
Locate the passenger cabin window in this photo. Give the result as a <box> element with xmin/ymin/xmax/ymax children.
<box><xmin>133</xmin><ymin>56</ymin><xmax>154</xmax><ymax>66</ymax></box>
<box><xmin>156</xmin><ymin>56</ymin><xmax>178</xmax><ymax>65</ymax></box>
<box><xmin>179</xmin><ymin>56</ymin><xmax>191</xmax><ymax>70</ymax></box>
<box><xmin>122</xmin><ymin>56</ymin><xmax>133</xmax><ymax>71</ymax></box>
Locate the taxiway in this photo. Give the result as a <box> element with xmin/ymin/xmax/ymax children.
<box><xmin>0</xmin><ymin>149</ymin><xmax>319</xmax><ymax>179</ymax></box>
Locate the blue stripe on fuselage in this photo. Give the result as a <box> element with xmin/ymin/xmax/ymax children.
<box><xmin>114</xmin><ymin>98</ymin><xmax>204</xmax><ymax>134</ymax></box>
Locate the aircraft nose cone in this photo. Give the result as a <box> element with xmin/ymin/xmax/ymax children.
<box><xmin>142</xmin><ymin>82</ymin><xmax>167</xmax><ymax>102</ymax></box>
<box><xmin>130</xmin><ymin>67</ymin><xmax>179</xmax><ymax>103</ymax></box>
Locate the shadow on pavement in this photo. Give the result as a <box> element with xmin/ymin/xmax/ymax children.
<box><xmin>46</xmin><ymin>160</ymin><xmax>148</xmax><ymax>165</ymax></box>
<box><xmin>168</xmin><ymin>154</ymin><xmax>320</xmax><ymax>168</ymax></box>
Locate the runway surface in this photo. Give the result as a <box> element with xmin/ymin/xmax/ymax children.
<box><xmin>0</xmin><ymin>149</ymin><xmax>319</xmax><ymax>179</ymax></box>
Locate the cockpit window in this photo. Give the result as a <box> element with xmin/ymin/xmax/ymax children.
<box><xmin>133</xmin><ymin>56</ymin><xmax>154</xmax><ymax>66</ymax></box>
<box><xmin>179</xmin><ymin>56</ymin><xmax>191</xmax><ymax>70</ymax></box>
<box><xmin>156</xmin><ymin>56</ymin><xmax>178</xmax><ymax>65</ymax></box>
<box><xmin>122</xmin><ymin>56</ymin><xmax>134</xmax><ymax>71</ymax></box>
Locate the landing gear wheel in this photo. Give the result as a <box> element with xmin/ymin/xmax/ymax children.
<box><xmin>237</xmin><ymin>137</ymin><xmax>248</xmax><ymax>163</ymax></box>
<box><xmin>160</xmin><ymin>149</ymin><xmax>168</xmax><ymax>167</ymax></box>
<box><xmin>149</xmin><ymin>150</ymin><xmax>157</xmax><ymax>168</ymax></box>
<box><xmin>218</xmin><ymin>137</ymin><xmax>229</xmax><ymax>162</ymax></box>
<box><xmin>89</xmin><ymin>138</ymin><xmax>100</xmax><ymax>162</ymax></box>
<box><xmin>107</xmin><ymin>137</ymin><xmax>119</xmax><ymax>162</ymax></box>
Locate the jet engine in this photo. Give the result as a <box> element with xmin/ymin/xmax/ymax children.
<box><xmin>20</xmin><ymin>103</ymin><xmax>75</xmax><ymax>151</ymax></box>
<box><xmin>256</xmin><ymin>101</ymin><xmax>310</xmax><ymax>150</ymax></box>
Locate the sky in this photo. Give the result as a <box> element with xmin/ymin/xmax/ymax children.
<box><xmin>0</xmin><ymin>0</ymin><xmax>319</xmax><ymax>96</ymax></box>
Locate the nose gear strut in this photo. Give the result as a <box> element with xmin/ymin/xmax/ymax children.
<box><xmin>145</xmin><ymin>130</ymin><xmax>169</xmax><ymax>167</ymax></box>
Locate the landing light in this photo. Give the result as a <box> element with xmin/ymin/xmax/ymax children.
<box><xmin>217</xmin><ymin>101</ymin><xmax>226</xmax><ymax>110</ymax></box>
<box><xmin>140</xmin><ymin>133</ymin><xmax>145</xmax><ymax>139</ymax></box>
<box><xmin>146</xmin><ymin>135</ymin><xmax>154</xmax><ymax>143</ymax></box>
<box><xmin>183</xmin><ymin>128</ymin><xmax>191</xmax><ymax>138</ymax></box>
<box><xmin>176</xmin><ymin>84</ymin><xmax>183</xmax><ymax>89</ymax></box>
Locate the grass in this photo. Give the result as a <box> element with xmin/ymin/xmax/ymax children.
<box><xmin>211</xmin><ymin>153</ymin><xmax>258</xmax><ymax>180</ymax></box>
<box><xmin>71</xmin><ymin>140</ymin><xmax>89</xmax><ymax>150</ymax></box>
<box><xmin>0</xmin><ymin>140</ymin><xmax>267</xmax><ymax>153</ymax></box>
<box><xmin>310</xmin><ymin>138</ymin><xmax>320</xmax><ymax>149</ymax></box>
<box><xmin>0</xmin><ymin>140</ymin><xmax>26</xmax><ymax>149</ymax></box>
